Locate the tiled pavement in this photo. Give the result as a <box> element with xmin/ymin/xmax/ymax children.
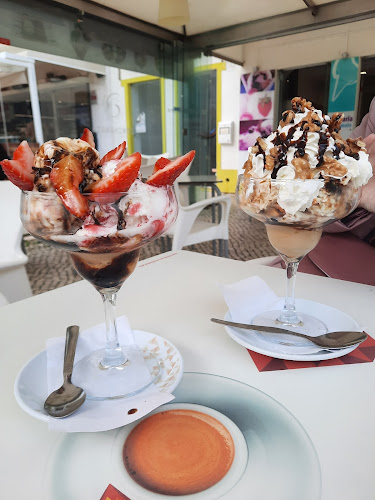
<box><xmin>25</xmin><ymin>197</ymin><xmax>276</xmax><ymax>296</ymax></box>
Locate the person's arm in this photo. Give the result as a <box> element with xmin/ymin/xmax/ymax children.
<box><xmin>350</xmin><ymin>97</ymin><xmax>375</xmax><ymax>140</ymax></box>
<box><xmin>357</xmin><ymin>134</ymin><xmax>375</xmax><ymax>213</ymax></box>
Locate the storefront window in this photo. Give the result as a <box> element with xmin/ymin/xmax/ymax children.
<box><xmin>278</xmin><ymin>64</ymin><xmax>331</xmax><ymax>118</ymax></box>
<box><xmin>0</xmin><ymin>61</ymin><xmax>92</xmax><ymax>158</ymax></box>
<box><xmin>357</xmin><ymin>56</ymin><xmax>375</xmax><ymax>125</ymax></box>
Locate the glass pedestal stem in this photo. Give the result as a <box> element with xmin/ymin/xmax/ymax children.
<box><xmin>278</xmin><ymin>257</ymin><xmax>302</xmax><ymax>326</ymax></box>
<box><xmin>100</xmin><ymin>290</ymin><xmax>127</xmax><ymax>369</ymax></box>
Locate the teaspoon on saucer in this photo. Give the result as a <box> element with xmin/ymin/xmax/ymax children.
<box><xmin>211</xmin><ymin>318</ymin><xmax>367</xmax><ymax>350</ymax></box>
<box><xmin>44</xmin><ymin>325</ymin><xmax>86</xmax><ymax>418</ymax></box>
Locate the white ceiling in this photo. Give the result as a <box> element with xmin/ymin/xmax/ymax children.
<box><xmin>89</xmin><ymin>0</ymin><xmax>339</xmax><ymax>36</ymax></box>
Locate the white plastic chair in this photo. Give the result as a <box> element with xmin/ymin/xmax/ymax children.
<box><xmin>164</xmin><ymin>183</ymin><xmax>232</xmax><ymax>257</ymax></box>
<box><xmin>0</xmin><ymin>181</ymin><xmax>32</xmax><ymax>303</ymax></box>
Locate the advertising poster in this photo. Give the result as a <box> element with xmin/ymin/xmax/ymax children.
<box><xmin>239</xmin><ymin>70</ymin><xmax>275</xmax><ymax>170</ymax></box>
<box><xmin>328</xmin><ymin>57</ymin><xmax>359</xmax><ymax>139</ymax></box>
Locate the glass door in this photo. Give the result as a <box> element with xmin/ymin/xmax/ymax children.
<box><xmin>278</xmin><ymin>63</ymin><xmax>331</xmax><ymax>118</ymax></box>
<box><xmin>185</xmin><ymin>68</ymin><xmax>217</xmax><ymax>176</ymax></box>
<box><xmin>124</xmin><ymin>77</ymin><xmax>165</xmax><ymax>155</ymax></box>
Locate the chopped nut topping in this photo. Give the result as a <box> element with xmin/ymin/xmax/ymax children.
<box><xmin>257</xmin><ymin>137</ymin><xmax>267</xmax><ymax>151</ymax></box>
<box><xmin>243</xmin><ymin>157</ymin><xmax>253</xmax><ymax>175</ymax></box>
<box><xmin>291</xmin><ymin>157</ymin><xmax>314</xmax><ymax>178</ymax></box>
<box><xmin>265</xmin><ymin>155</ymin><xmax>275</xmax><ymax>171</ymax></box>
<box><xmin>279</xmin><ymin>110</ymin><xmax>295</xmax><ymax>128</ymax></box>
<box><xmin>347</xmin><ymin>137</ymin><xmax>366</xmax><ymax>154</ymax></box>
<box><xmin>321</xmin><ymin>156</ymin><xmax>348</xmax><ymax>178</ymax></box>
<box><xmin>291</xmin><ymin>97</ymin><xmax>313</xmax><ymax>113</ymax></box>
<box><xmin>328</xmin><ymin>112</ymin><xmax>344</xmax><ymax>135</ymax></box>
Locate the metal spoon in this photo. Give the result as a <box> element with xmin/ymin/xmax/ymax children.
<box><xmin>44</xmin><ymin>325</ymin><xmax>86</xmax><ymax>418</ymax></box>
<box><xmin>211</xmin><ymin>318</ymin><xmax>367</xmax><ymax>350</ymax></box>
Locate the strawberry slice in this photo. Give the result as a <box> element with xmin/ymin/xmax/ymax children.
<box><xmin>80</xmin><ymin>128</ymin><xmax>95</xmax><ymax>149</ymax></box>
<box><xmin>0</xmin><ymin>140</ymin><xmax>34</xmax><ymax>190</ymax></box>
<box><xmin>100</xmin><ymin>141</ymin><xmax>126</xmax><ymax>165</ymax></box>
<box><xmin>153</xmin><ymin>157</ymin><xmax>171</xmax><ymax>174</ymax></box>
<box><xmin>146</xmin><ymin>151</ymin><xmax>195</xmax><ymax>186</ymax></box>
<box><xmin>89</xmin><ymin>152</ymin><xmax>141</xmax><ymax>193</ymax></box>
<box><xmin>50</xmin><ymin>155</ymin><xmax>89</xmax><ymax>218</ymax></box>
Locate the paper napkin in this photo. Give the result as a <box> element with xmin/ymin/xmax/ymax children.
<box><xmin>46</xmin><ymin>316</ymin><xmax>174</xmax><ymax>432</ymax></box>
<box><xmin>220</xmin><ymin>276</ymin><xmax>280</xmax><ymax>324</ymax></box>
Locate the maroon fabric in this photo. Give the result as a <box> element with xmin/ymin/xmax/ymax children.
<box><xmin>308</xmin><ymin>233</ymin><xmax>375</xmax><ymax>285</ymax></box>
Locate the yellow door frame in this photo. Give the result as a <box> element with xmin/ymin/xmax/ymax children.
<box><xmin>195</xmin><ymin>62</ymin><xmax>237</xmax><ymax>193</ymax></box>
<box><xmin>121</xmin><ymin>75</ymin><xmax>166</xmax><ymax>155</ymax></box>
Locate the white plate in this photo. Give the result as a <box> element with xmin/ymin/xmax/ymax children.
<box><xmin>14</xmin><ymin>330</ymin><xmax>183</xmax><ymax>423</ymax></box>
<box><xmin>43</xmin><ymin>373</ymin><xmax>321</xmax><ymax>500</ymax></box>
<box><xmin>224</xmin><ymin>298</ymin><xmax>361</xmax><ymax>361</ymax></box>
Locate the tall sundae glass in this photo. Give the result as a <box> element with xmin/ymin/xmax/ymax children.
<box><xmin>0</xmin><ymin>130</ymin><xmax>195</xmax><ymax>399</ymax></box>
<box><xmin>21</xmin><ymin>185</ymin><xmax>177</xmax><ymax>399</ymax></box>
<box><xmin>237</xmin><ymin>175</ymin><xmax>360</xmax><ymax>335</ymax></box>
<box><xmin>236</xmin><ymin>97</ymin><xmax>373</xmax><ymax>339</ymax></box>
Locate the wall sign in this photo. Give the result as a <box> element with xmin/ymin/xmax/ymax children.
<box><xmin>328</xmin><ymin>57</ymin><xmax>359</xmax><ymax>139</ymax></box>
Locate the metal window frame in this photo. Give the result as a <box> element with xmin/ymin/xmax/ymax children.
<box><xmin>0</xmin><ymin>52</ymin><xmax>44</xmax><ymax>147</ymax></box>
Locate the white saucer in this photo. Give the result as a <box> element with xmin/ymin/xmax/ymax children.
<box><xmin>43</xmin><ymin>373</ymin><xmax>321</xmax><ymax>500</ymax></box>
<box><xmin>224</xmin><ymin>298</ymin><xmax>361</xmax><ymax>361</ymax></box>
<box><xmin>14</xmin><ymin>330</ymin><xmax>183</xmax><ymax>423</ymax></box>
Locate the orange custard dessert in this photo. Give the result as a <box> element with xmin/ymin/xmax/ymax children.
<box><xmin>123</xmin><ymin>409</ymin><xmax>235</xmax><ymax>495</ymax></box>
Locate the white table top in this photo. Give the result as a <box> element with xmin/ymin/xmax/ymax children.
<box><xmin>2</xmin><ymin>250</ymin><xmax>375</xmax><ymax>499</ymax></box>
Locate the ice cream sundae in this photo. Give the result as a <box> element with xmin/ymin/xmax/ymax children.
<box><xmin>239</xmin><ymin>97</ymin><xmax>372</xmax><ymax>227</ymax></box>
<box><xmin>1</xmin><ymin>129</ymin><xmax>195</xmax><ymax>399</ymax></box>
<box><xmin>236</xmin><ymin>97</ymin><xmax>372</xmax><ymax>334</ymax></box>
<box><xmin>2</xmin><ymin>129</ymin><xmax>194</xmax><ymax>289</ymax></box>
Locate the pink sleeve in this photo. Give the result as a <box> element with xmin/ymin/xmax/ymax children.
<box><xmin>350</xmin><ymin>97</ymin><xmax>375</xmax><ymax>139</ymax></box>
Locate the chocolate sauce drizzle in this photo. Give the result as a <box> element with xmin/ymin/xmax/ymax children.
<box><xmin>258</xmin><ymin>111</ymin><xmax>359</xmax><ymax>176</ymax></box>
<box><xmin>114</xmin><ymin>201</ymin><xmax>126</xmax><ymax>230</ymax></box>
<box><xmin>317</xmin><ymin>133</ymin><xmax>329</xmax><ymax>168</ymax></box>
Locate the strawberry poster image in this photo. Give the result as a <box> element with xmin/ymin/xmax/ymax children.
<box><xmin>240</xmin><ymin>70</ymin><xmax>275</xmax><ymax>121</ymax></box>
<box><xmin>240</xmin><ymin>70</ymin><xmax>275</xmax><ymax>95</ymax></box>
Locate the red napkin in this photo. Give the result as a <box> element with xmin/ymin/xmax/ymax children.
<box><xmin>248</xmin><ymin>334</ymin><xmax>375</xmax><ymax>371</ymax></box>
<box><xmin>100</xmin><ymin>484</ymin><xmax>131</xmax><ymax>500</ymax></box>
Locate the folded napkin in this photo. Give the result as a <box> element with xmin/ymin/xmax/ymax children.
<box><xmin>221</xmin><ymin>276</ymin><xmax>280</xmax><ymax>324</ymax></box>
<box><xmin>220</xmin><ymin>276</ymin><xmax>363</xmax><ymax>356</ymax></box>
<box><xmin>46</xmin><ymin>316</ymin><xmax>174</xmax><ymax>432</ymax></box>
